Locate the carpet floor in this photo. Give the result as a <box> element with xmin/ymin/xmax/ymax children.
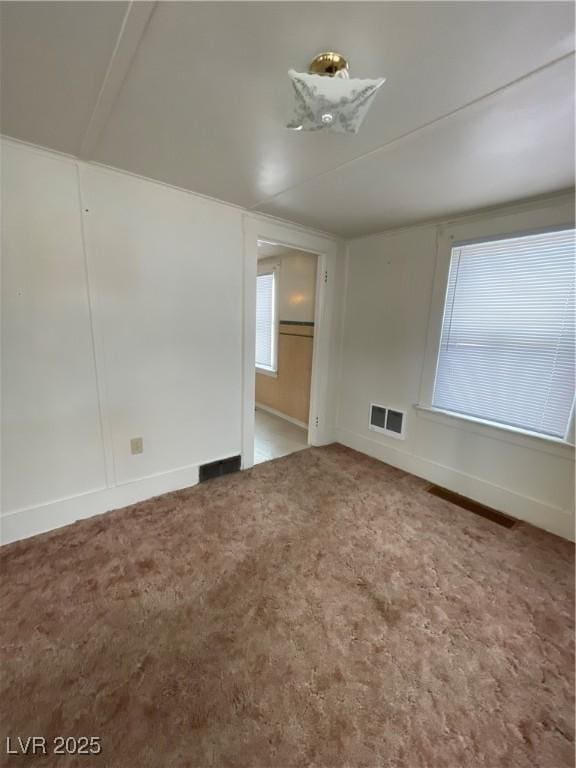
<box><xmin>1</xmin><ymin>445</ymin><xmax>574</xmax><ymax>768</ymax></box>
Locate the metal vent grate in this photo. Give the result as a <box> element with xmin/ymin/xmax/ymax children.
<box><xmin>199</xmin><ymin>455</ymin><xmax>241</xmax><ymax>483</ymax></box>
<box><xmin>369</xmin><ymin>404</ymin><xmax>405</xmax><ymax>439</ymax></box>
<box><xmin>427</xmin><ymin>485</ymin><xmax>517</xmax><ymax>528</ymax></box>
<box><xmin>370</xmin><ymin>405</ymin><xmax>387</xmax><ymax>429</ymax></box>
<box><xmin>386</xmin><ymin>409</ymin><xmax>404</xmax><ymax>434</ymax></box>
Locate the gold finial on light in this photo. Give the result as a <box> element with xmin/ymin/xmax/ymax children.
<box><xmin>308</xmin><ymin>52</ymin><xmax>349</xmax><ymax>77</ymax></box>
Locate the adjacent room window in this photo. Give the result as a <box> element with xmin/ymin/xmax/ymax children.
<box><xmin>432</xmin><ymin>228</ymin><xmax>575</xmax><ymax>439</ymax></box>
<box><xmin>255</xmin><ymin>271</ymin><xmax>277</xmax><ymax>373</ymax></box>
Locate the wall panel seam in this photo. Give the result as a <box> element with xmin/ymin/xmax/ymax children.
<box><xmin>75</xmin><ymin>162</ymin><xmax>117</xmax><ymax>487</ymax></box>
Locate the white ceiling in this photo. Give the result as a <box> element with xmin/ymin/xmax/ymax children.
<box><xmin>1</xmin><ymin>1</ymin><xmax>574</xmax><ymax>237</ymax></box>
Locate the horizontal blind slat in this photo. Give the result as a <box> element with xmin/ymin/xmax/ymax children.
<box><xmin>255</xmin><ymin>272</ymin><xmax>275</xmax><ymax>369</ymax></box>
<box><xmin>433</xmin><ymin>229</ymin><xmax>575</xmax><ymax>439</ymax></box>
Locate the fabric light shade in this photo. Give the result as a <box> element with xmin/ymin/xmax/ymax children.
<box><xmin>432</xmin><ymin>229</ymin><xmax>576</xmax><ymax>439</ymax></box>
<box><xmin>287</xmin><ymin>70</ymin><xmax>385</xmax><ymax>134</ymax></box>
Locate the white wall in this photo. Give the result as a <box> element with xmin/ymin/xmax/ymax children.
<box><xmin>259</xmin><ymin>249</ymin><xmax>317</xmax><ymax>324</ymax></box>
<box><xmin>336</xmin><ymin>194</ymin><xmax>575</xmax><ymax>540</ymax></box>
<box><xmin>1</xmin><ymin>139</ymin><xmax>246</xmax><ymax>542</ymax></box>
<box><xmin>1</xmin><ymin>142</ymin><xmax>107</xmax><ymax>512</ymax></box>
<box><xmin>80</xmin><ymin>165</ymin><xmax>243</xmax><ymax>484</ymax></box>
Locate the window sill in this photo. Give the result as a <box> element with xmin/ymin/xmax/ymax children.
<box><xmin>256</xmin><ymin>366</ymin><xmax>277</xmax><ymax>378</ymax></box>
<box><xmin>414</xmin><ymin>404</ymin><xmax>575</xmax><ymax>459</ymax></box>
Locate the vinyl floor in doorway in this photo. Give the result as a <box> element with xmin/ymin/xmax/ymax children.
<box><xmin>1</xmin><ymin>445</ymin><xmax>574</xmax><ymax>767</ymax></box>
<box><xmin>254</xmin><ymin>408</ymin><xmax>308</xmax><ymax>464</ymax></box>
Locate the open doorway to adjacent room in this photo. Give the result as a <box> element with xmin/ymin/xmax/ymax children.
<box><xmin>254</xmin><ymin>241</ymin><xmax>318</xmax><ymax>464</ymax></box>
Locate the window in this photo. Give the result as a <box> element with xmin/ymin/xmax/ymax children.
<box><xmin>433</xmin><ymin>228</ymin><xmax>575</xmax><ymax>440</ymax></box>
<box><xmin>255</xmin><ymin>270</ymin><xmax>277</xmax><ymax>372</ymax></box>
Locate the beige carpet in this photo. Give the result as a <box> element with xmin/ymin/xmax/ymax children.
<box><xmin>1</xmin><ymin>445</ymin><xmax>574</xmax><ymax>767</ymax></box>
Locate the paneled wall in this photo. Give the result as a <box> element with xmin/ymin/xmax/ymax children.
<box><xmin>336</xmin><ymin>193</ymin><xmax>575</xmax><ymax>540</ymax></box>
<box><xmin>81</xmin><ymin>165</ymin><xmax>243</xmax><ymax>484</ymax></box>
<box><xmin>256</xmin><ymin>323</ymin><xmax>314</xmax><ymax>425</ymax></box>
<box><xmin>1</xmin><ymin>139</ymin><xmax>244</xmax><ymax>541</ymax></box>
<box><xmin>2</xmin><ymin>141</ymin><xmax>107</xmax><ymax>512</ymax></box>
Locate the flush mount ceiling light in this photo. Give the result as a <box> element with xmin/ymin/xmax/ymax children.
<box><xmin>287</xmin><ymin>52</ymin><xmax>385</xmax><ymax>134</ymax></box>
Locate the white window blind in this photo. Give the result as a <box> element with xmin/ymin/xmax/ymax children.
<box><xmin>433</xmin><ymin>228</ymin><xmax>575</xmax><ymax>439</ymax></box>
<box><xmin>255</xmin><ymin>271</ymin><xmax>276</xmax><ymax>371</ymax></box>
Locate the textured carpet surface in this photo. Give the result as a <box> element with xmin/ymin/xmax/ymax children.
<box><xmin>1</xmin><ymin>445</ymin><xmax>574</xmax><ymax>768</ymax></box>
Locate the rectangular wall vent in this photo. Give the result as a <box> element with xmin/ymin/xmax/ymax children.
<box><xmin>369</xmin><ymin>404</ymin><xmax>406</xmax><ymax>439</ymax></box>
<box><xmin>199</xmin><ymin>455</ymin><xmax>241</xmax><ymax>483</ymax></box>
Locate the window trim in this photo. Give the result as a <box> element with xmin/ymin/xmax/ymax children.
<box><xmin>256</xmin><ymin>365</ymin><xmax>278</xmax><ymax>378</ymax></box>
<box><xmin>255</xmin><ymin>266</ymin><xmax>279</xmax><ymax>375</ymax></box>
<box><xmin>414</xmin><ymin>404</ymin><xmax>574</xmax><ymax>459</ymax></box>
<box><xmin>418</xmin><ymin>222</ymin><xmax>576</xmax><ymax>449</ymax></box>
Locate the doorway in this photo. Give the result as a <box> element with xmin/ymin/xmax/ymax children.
<box><xmin>254</xmin><ymin>242</ymin><xmax>317</xmax><ymax>463</ymax></box>
<box><xmin>242</xmin><ymin>216</ymin><xmax>338</xmax><ymax>470</ymax></box>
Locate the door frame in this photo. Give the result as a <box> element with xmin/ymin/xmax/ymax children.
<box><xmin>242</xmin><ymin>214</ymin><xmax>339</xmax><ymax>468</ymax></box>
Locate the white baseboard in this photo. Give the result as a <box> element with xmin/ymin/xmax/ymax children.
<box><xmin>336</xmin><ymin>427</ymin><xmax>575</xmax><ymax>541</ymax></box>
<box><xmin>255</xmin><ymin>402</ymin><xmax>308</xmax><ymax>430</ymax></box>
<box><xmin>5</xmin><ymin>432</ymin><xmax>572</xmax><ymax>544</ymax></box>
<box><xmin>0</xmin><ymin>464</ymin><xmax>200</xmax><ymax>546</ymax></box>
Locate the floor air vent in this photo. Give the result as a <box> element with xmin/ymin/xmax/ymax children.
<box><xmin>369</xmin><ymin>404</ymin><xmax>406</xmax><ymax>439</ymax></box>
<box><xmin>199</xmin><ymin>455</ymin><xmax>241</xmax><ymax>483</ymax></box>
<box><xmin>427</xmin><ymin>485</ymin><xmax>517</xmax><ymax>528</ymax></box>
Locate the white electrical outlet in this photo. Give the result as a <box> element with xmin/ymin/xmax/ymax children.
<box><xmin>130</xmin><ymin>437</ymin><xmax>144</xmax><ymax>455</ymax></box>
